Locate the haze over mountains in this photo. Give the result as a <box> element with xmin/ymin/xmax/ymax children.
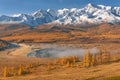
<box><xmin>0</xmin><ymin>3</ymin><xmax>120</xmax><ymax>27</ymax></box>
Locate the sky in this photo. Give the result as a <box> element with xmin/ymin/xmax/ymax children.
<box><xmin>0</xmin><ymin>0</ymin><xmax>120</xmax><ymax>15</ymax></box>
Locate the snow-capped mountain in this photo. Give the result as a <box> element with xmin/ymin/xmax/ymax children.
<box><xmin>0</xmin><ymin>3</ymin><xmax>120</xmax><ymax>27</ymax></box>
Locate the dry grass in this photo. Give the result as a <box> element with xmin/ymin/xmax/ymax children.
<box><xmin>0</xmin><ymin>52</ymin><xmax>120</xmax><ymax>80</ymax></box>
<box><xmin>0</xmin><ymin>24</ymin><xmax>120</xmax><ymax>80</ymax></box>
<box><xmin>1</xmin><ymin>60</ymin><xmax>120</xmax><ymax>80</ymax></box>
<box><xmin>1</xmin><ymin>24</ymin><xmax>120</xmax><ymax>43</ymax></box>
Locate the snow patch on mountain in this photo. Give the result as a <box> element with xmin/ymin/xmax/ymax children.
<box><xmin>0</xmin><ymin>3</ymin><xmax>120</xmax><ymax>27</ymax></box>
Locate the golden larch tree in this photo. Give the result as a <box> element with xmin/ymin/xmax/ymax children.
<box><xmin>3</xmin><ymin>67</ymin><xmax>9</xmax><ymax>77</ymax></box>
<box><xmin>85</xmin><ymin>50</ymin><xmax>92</xmax><ymax>67</ymax></box>
<box><xmin>18</xmin><ymin>64</ymin><xmax>24</xmax><ymax>76</ymax></box>
<box><xmin>91</xmin><ymin>54</ymin><xmax>97</xmax><ymax>66</ymax></box>
<box><xmin>83</xmin><ymin>53</ymin><xmax>87</xmax><ymax>67</ymax></box>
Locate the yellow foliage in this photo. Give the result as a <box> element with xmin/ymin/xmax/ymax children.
<box><xmin>57</xmin><ymin>56</ymin><xmax>80</xmax><ymax>67</ymax></box>
<box><xmin>3</xmin><ymin>67</ymin><xmax>9</xmax><ymax>77</ymax></box>
<box><xmin>85</xmin><ymin>50</ymin><xmax>92</xmax><ymax>67</ymax></box>
<box><xmin>47</xmin><ymin>63</ymin><xmax>52</xmax><ymax>70</ymax></box>
<box><xmin>91</xmin><ymin>55</ymin><xmax>97</xmax><ymax>66</ymax></box>
<box><xmin>11</xmin><ymin>67</ymin><xmax>16</xmax><ymax>76</ymax></box>
<box><xmin>18</xmin><ymin>64</ymin><xmax>25</xmax><ymax>76</ymax></box>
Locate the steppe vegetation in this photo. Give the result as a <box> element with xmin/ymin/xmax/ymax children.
<box><xmin>0</xmin><ymin>24</ymin><xmax>120</xmax><ymax>80</ymax></box>
<box><xmin>0</xmin><ymin>45</ymin><xmax>119</xmax><ymax>80</ymax></box>
<box><xmin>0</xmin><ymin>24</ymin><xmax>120</xmax><ymax>43</ymax></box>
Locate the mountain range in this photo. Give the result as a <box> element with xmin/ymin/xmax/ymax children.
<box><xmin>0</xmin><ymin>3</ymin><xmax>120</xmax><ymax>27</ymax></box>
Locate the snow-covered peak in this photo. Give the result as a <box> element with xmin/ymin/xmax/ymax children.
<box><xmin>70</xmin><ymin>8</ymin><xmax>78</xmax><ymax>12</ymax></box>
<box><xmin>32</xmin><ymin>9</ymin><xmax>48</xmax><ymax>17</ymax></box>
<box><xmin>47</xmin><ymin>9</ymin><xmax>57</xmax><ymax>17</ymax></box>
<box><xmin>58</xmin><ymin>8</ymin><xmax>69</xmax><ymax>15</ymax></box>
<box><xmin>86</xmin><ymin>3</ymin><xmax>95</xmax><ymax>7</ymax></box>
<box><xmin>0</xmin><ymin>3</ymin><xmax>120</xmax><ymax>27</ymax></box>
<box><xmin>12</xmin><ymin>14</ymin><xmax>22</xmax><ymax>17</ymax></box>
<box><xmin>85</xmin><ymin>3</ymin><xmax>100</xmax><ymax>9</ymax></box>
<box><xmin>98</xmin><ymin>5</ymin><xmax>112</xmax><ymax>10</ymax></box>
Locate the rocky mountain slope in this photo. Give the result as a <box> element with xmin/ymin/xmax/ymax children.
<box><xmin>0</xmin><ymin>3</ymin><xmax>120</xmax><ymax>27</ymax></box>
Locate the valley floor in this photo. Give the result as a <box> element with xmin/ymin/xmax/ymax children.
<box><xmin>0</xmin><ymin>43</ymin><xmax>120</xmax><ymax>80</ymax></box>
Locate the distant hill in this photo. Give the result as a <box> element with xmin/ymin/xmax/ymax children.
<box><xmin>0</xmin><ymin>23</ymin><xmax>119</xmax><ymax>43</ymax></box>
<box><xmin>0</xmin><ymin>40</ymin><xmax>11</xmax><ymax>50</ymax></box>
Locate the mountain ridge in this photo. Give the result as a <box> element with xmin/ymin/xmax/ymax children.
<box><xmin>0</xmin><ymin>3</ymin><xmax>120</xmax><ymax>27</ymax></box>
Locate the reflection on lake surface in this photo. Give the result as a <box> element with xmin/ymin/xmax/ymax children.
<box><xmin>27</xmin><ymin>47</ymin><xmax>99</xmax><ymax>58</ymax></box>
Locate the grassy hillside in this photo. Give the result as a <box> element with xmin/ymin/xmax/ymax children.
<box><xmin>0</xmin><ymin>24</ymin><xmax>120</xmax><ymax>43</ymax></box>
<box><xmin>0</xmin><ymin>23</ymin><xmax>120</xmax><ymax>80</ymax></box>
<box><xmin>0</xmin><ymin>56</ymin><xmax>120</xmax><ymax>80</ymax></box>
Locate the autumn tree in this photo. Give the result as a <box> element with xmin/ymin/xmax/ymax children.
<box><xmin>91</xmin><ymin>54</ymin><xmax>97</xmax><ymax>66</ymax></box>
<box><xmin>102</xmin><ymin>46</ymin><xmax>111</xmax><ymax>63</ymax></box>
<box><xmin>86</xmin><ymin>50</ymin><xmax>92</xmax><ymax>67</ymax></box>
<box><xmin>11</xmin><ymin>67</ymin><xmax>15</xmax><ymax>76</ymax></box>
<box><xmin>18</xmin><ymin>64</ymin><xmax>25</xmax><ymax>76</ymax></box>
<box><xmin>47</xmin><ymin>62</ymin><xmax>52</xmax><ymax>70</ymax></box>
<box><xmin>3</xmin><ymin>67</ymin><xmax>9</xmax><ymax>77</ymax></box>
<box><xmin>83</xmin><ymin>50</ymin><xmax>92</xmax><ymax>67</ymax></box>
<box><xmin>83</xmin><ymin>53</ymin><xmax>87</xmax><ymax>67</ymax></box>
<box><xmin>96</xmin><ymin>49</ymin><xmax>103</xmax><ymax>65</ymax></box>
<box><xmin>73</xmin><ymin>56</ymin><xmax>79</xmax><ymax>64</ymax></box>
<box><xmin>58</xmin><ymin>56</ymin><xmax>80</xmax><ymax>67</ymax></box>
